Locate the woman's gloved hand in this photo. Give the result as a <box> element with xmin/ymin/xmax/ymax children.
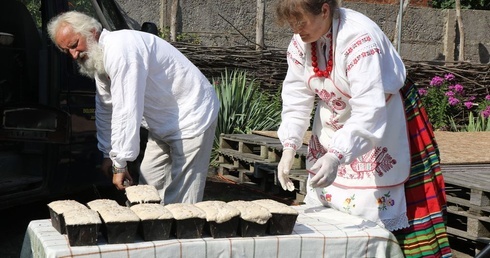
<box><xmin>277</xmin><ymin>149</ymin><xmax>296</xmax><ymax>191</ymax></box>
<box><xmin>309</xmin><ymin>153</ymin><xmax>340</xmax><ymax>188</ymax></box>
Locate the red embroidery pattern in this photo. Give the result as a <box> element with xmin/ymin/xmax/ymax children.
<box><xmin>314</xmin><ymin>89</ymin><xmax>346</xmax><ymax>130</ymax></box>
<box><xmin>337</xmin><ymin>164</ymin><xmax>347</xmax><ymax>177</ymax></box>
<box><xmin>331</xmin><ymin>97</ymin><xmax>347</xmax><ymax>110</ymax></box>
<box><xmin>314</xmin><ymin>90</ymin><xmax>347</xmax><ymax>111</ymax></box>
<box><xmin>343</xmin><ymin>34</ymin><xmax>372</xmax><ymax>57</ymax></box>
<box><xmin>325</xmin><ymin>115</ymin><xmax>343</xmax><ymax>130</ymax></box>
<box><xmin>327</xmin><ymin>149</ymin><xmax>344</xmax><ymax>161</ymax></box>
<box><xmin>346</xmin><ymin>48</ymin><xmax>381</xmax><ymax>72</ymax></box>
<box><xmin>283</xmin><ymin>142</ymin><xmax>298</xmax><ymax>151</ymax></box>
<box><xmin>287</xmin><ymin>51</ymin><xmax>302</xmax><ymax>66</ymax></box>
<box><xmin>348</xmin><ymin>147</ymin><xmax>396</xmax><ymax>179</ymax></box>
<box><xmin>287</xmin><ymin>37</ymin><xmax>305</xmax><ymax>66</ymax></box>
<box><xmin>306</xmin><ymin>135</ymin><xmax>326</xmax><ymax>162</ymax></box>
<box><xmin>315</xmin><ymin>89</ymin><xmax>333</xmax><ymax>103</ymax></box>
<box><xmin>292</xmin><ymin>37</ymin><xmax>303</xmax><ymax>57</ymax></box>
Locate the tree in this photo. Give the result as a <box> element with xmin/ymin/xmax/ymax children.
<box><xmin>430</xmin><ymin>0</ymin><xmax>490</xmax><ymax>10</ymax></box>
<box><xmin>455</xmin><ymin>0</ymin><xmax>465</xmax><ymax>61</ymax></box>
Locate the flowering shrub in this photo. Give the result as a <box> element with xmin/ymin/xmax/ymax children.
<box><xmin>418</xmin><ymin>73</ymin><xmax>490</xmax><ymax>131</ymax></box>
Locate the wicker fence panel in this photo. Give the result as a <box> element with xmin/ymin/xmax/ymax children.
<box><xmin>172</xmin><ymin>42</ymin><xmax>490</xmax><ymax>99</ymax></box>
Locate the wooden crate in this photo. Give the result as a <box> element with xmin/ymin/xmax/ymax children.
<box><xmin>442</xmin><ymin>164</ymin><xmax>490</xmax><ymax>256</ymax></box>
<box><xmin>216</xmin><ymin>133</ymin><xmax>308</xmax><ymax>197</ymax></box>
<box><xmin>219</xmin><ymin>133</ymin><xmax>307</xmax><ymax>165</ymax></box>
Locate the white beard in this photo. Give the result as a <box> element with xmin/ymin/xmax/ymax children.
<box><xmin>77</xmin><ymin>37</ymin><xmax>105</xmax><ymax>79</ymax></box>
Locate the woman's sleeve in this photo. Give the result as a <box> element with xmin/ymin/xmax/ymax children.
<box><xmin>328</xmin><ymin>32</ymin><xmax>405</xmax><ymax>163</ymax></box>
<box><xmin>277</xmin><ymin>35</ymin><xmax>316</xmax><ymax>151</ymax></box>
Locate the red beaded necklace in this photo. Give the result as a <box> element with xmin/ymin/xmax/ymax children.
<box><xmin>311</xmin><ymin>35</ymin><xmax>333</xmax><ymax>78</ymax></box>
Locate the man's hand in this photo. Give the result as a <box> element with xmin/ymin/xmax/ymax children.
<box><xmin>309</xmin><ymin>153</ymin><xmax>340</xmax><ymax>188</ymax></box>
<box><xmin>112</xmin><ymin>167</ymin><xmax>134</xmax><ymax>190</ymax></box>
<box><xmin>277</xmin><ymin>149</ymin><xmax>296</xmax><ymax>191</ymax></box>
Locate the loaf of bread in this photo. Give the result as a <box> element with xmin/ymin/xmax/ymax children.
<box><xmin>165</xmin><ymin>203</ymin><xmax>206</xmax><ymax>239</ymax></box>
<box><xmin>194</xmin><ymin>200</ymin><xmax>241</xmax><ymax>238</ymax></box>
<box><xmin>125</xmin><ymin>184</ymin><xmax>161</xmax><ymax>205</ymax></box>
<box><xmin>63</xmin><ymin>208</ymin><xmax>102</xmax><ymax>246</ymax></box>
<box><xmin>90</xmin><ymin>202</ymin><xmax>140</xmax><ymax>244</ymax></box>
<box><xmin>47</xmin><ymin>200</ymin><xmax>88</xmax><ymax>234</ymax></box>
<box><xmin>86</xmin><ymin>199</ymin><xmax>120</xmax><ymax>211</ymax></box>
<box><xmin>252</xmin><ymin>199</ymin><xmax>298</xmax><ymax>235</ymax></box>
<box><xmin>227</xmin><ymin>200</ymin><xmax>272</xmax><ymax>237</ymax></box>
<box><xmin>130</xmin><ymin>203</ymin><xmax>173</xmax><ymax>240</ymax></box>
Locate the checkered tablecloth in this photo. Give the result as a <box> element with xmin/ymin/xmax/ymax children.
<box><xmin>20</xmin><ymin>205</ymin><xmax>403</xmax><ymax>258</ymax></box>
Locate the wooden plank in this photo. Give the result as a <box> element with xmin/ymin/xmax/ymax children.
<box><xmin>217</xmin><ymin>163</ymin><xmax>237</xmax><ymax>176</ymax></box>
<box><xmin>447</xmin><ymin>227</ymin><xmax>490</xmax><ymax>243</ymax></box>
<box><xmin>221</xmin><ymin>133</ymin><xmax>282</xmax><ymax>146</ymax></box>
<box><xmin>228</xmin><ymin>132</ymin><xmax>310</xmax><ymax>156</ymax></box>
<box><xmin>218</xmin><ymin>149</ymin><xmax>265</xmax><ymax>164</ymax></box>
<box><xmin>441</xmin><ymin>164</ymin><xmax>490</xmax><ymax>174</ymax></box>
<box><xmin>447</xmin><ymin>207</ymin><xmax>490</xmax><ymax>223</ymax></box>
<box><xmin>447</xmin><ymin>206</ymin><xmax>490</xmax><ymax>238</ymax></box>
<box><xmin>447</xmin><ymin>196</ymin><xmax>490</xmax><ymax>213</ymax></box>
<box><xmin>443</xmin><ymin>172</ymin><xmax>490</xmax><ymax>191</ymax></box>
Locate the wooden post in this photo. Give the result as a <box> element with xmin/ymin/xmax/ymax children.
<box><xmin>256</xmin><ymin>0</ymin><xmax>265</xmax><ymax>50</ymax></box>
<box><xmin>159</xmin><ymin>0</ymin><xmax>166</xmax><ymax>34</ymax></box>
<box><xmin>455</xmin><ymin>0</ymin><xmax>465</xmax><ymax>61</ymax></box>
<box><xmin>393</xmin><ymin>0</ymin><xmax>410</xmax><ymax>53</ymax></box>
<box><xmin>170</xmin><ymin>0</ymin><xmax>178</xmax><ymax>42</ymax></box>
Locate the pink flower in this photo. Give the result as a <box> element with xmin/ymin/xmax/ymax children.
<box><xmin>453</xmin><ymin>84</ymin><xmax>464</xmax><ymax>93</ymax></box>
<box><xmin>444</xmin><ymin>73</ymin><xmax>455</xmax><ymax>81</ymax></box>
<box><xmin>482</xmin><ymin>107</ymin><xmax>490</xmax><ymax>118</ymax></box>
<box><xmin>464</xmin><ymin>101</ymin><xmax>474</xmax><ymax>109</ymax></box>
<box><xmin>418</xmin><ymin>88</ymin><xmax>428</xmax><ymax>96</ymax></box>
<box><xmin>448</xmin><ymin>96</ymin><xmax>460</xmax><ymax>106</ymax></box>
<box><xmin>430</xmin><ymin>76</ymin><xmax>444</xmax><ymax>87</ymax></box>
<box><xmin>445</xmin><ymin>91</ymin><xmax>455</xmax><ymax>97</ymax></box>
<box><xmin>485</xmin><ymin>95</ymin><xmax>490</xmax><ymax>101</ymax></box>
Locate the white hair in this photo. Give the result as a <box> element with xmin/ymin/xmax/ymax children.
<box><xmin>47</xmin><ymin>11</ymin><xmax>102</xmax><ymax>47</ymax></box>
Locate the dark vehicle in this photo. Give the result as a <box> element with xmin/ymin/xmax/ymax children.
<box><xmin>0</xmin><ymin>0</ymin><xmax>153</xmax><ymax>209</ymax></box>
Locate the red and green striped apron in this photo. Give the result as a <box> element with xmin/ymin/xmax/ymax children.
<box><xmin>393</xmin><ymin>79</ymin><xmax>452</xmax><ymax>257</ymax></box>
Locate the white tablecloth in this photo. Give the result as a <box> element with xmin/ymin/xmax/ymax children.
<box><xmin>20</xmin><ymin>205</ymin><xmax>403</xmax><ymax>258</ymax></box>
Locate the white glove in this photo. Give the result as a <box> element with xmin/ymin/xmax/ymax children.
<box><xmin>309</xmin><ymin>152</ymin><xmax>340</xmax><ymax>188</ymax></box>
<box><xmin>277</xmin><ymin>149</ymin><xmax>296</xmax><ymax>191</ymax></box>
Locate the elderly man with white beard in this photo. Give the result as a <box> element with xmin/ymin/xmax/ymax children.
<box><xmin>47</xmin><ymin>11</ymin><xmax>219</xmax><ymax>204</ymax></box>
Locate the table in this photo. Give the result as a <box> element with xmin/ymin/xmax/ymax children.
<box><xmin>20</xmin><ymin>205</ymin><xmax>403</xmax><ymax>258</ymax></box>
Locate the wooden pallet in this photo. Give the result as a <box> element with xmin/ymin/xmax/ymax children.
<box><xmin>216</xmin><ymin>133</ymin><xmax>308</xmax><ymax>197</ymax></box>
<box><xmin>441</xmin><ymin>164</ymin><xmax>490</xmax><ymax>255</ymax></box>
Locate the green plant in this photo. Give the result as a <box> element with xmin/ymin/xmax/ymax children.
<box><xmin>450</xmin><ymin>112</ymin><xmax>490</xmax><ymax>131</ymax></box>
<box><xmin>430</xmin><ymin>0</ymin><xmax>490</xmax><ymax>10</ymax></box>
<box><xmin>419</xmin><ymin>75</ymin><xmax>458</xmax><ymax>130</ymax></box>
<box><xmin>211</xmin><ymin>69</ymin><xmax>282</xmax><ymax>164</ymax></box>
<box><xmin>419</xmin><ymin>73</ymin><xmax>490</xmax><ymax>131</ymax></box>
